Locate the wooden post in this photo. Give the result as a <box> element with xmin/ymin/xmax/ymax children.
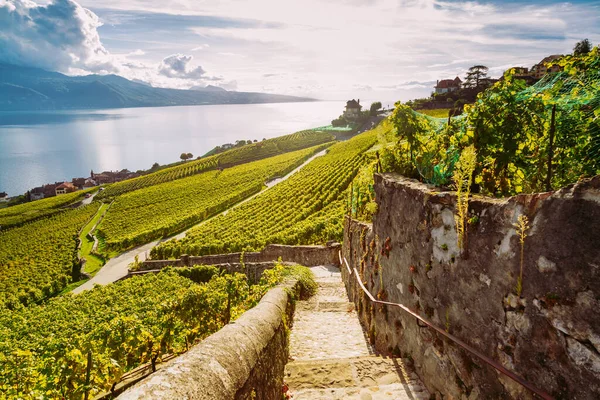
<box><xmin>84</xmin><ymin>351</ymin><xmax>92</xmax><ymax>400</ymax></box>
<box><xmin>546</xmin><ymin>105</ymin><xmax>556</xmax><ymax>192</ymax></box>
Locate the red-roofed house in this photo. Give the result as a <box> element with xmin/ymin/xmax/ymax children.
<box><xmin>55</xmin><ymin>182</ymin><xmax>77</xmax><ymax>195</ymax></box>
<box><xmin>434</xmin><ymin>77</ymin><xmax>462</xmax><ymax>94</ymax></box>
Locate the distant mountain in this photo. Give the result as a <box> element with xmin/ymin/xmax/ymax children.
<box><xmin>0</xmin><ymin>63</ymin><xmax>314</xmax><ymax>111</ymax></box>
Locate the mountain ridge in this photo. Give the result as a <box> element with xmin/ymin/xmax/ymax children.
<box><xmin>0</xmin><ymin>63</ymin><xmax>315</xmax><ymax>111</ymax></box>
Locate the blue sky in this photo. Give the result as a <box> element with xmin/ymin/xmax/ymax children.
<box><xmin>1</xmin><ymin>0</ymin><xmax>599</xmax><ymax>100</ymax></box>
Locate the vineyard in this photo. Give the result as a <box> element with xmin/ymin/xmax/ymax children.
<box><xmin>0</xmin><ymin>203</ymin><xmax>100</xmax><ymax>309</ymax></box>
<box><xmin>150</xmin><ymin>125</ymin><xmax>384</xmax><ymax>259</ymax></box>
<box><xmin>96</xmin><ymin>130</ymin><xmax>334</xmax><ymax>199</ymax></box>
<box><xmin>0</xmin><ymin>188</ymin><xmax>96</xmax><ymax>230</ymax></box>
<box><xmin>385</xmin><ymin>48</ymin><xmax>600</xmax><ymax>196</ymax></box>
<box><xmin>96</xmin><ymin>144</ymin><xmax>329</xmax><ymax>252</ymax></box>
<box><xmin>0</xmin><ymin>264</ymin><xmax>315</xmax><ymax>399</ymax></box>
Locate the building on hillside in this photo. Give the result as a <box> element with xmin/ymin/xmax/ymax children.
<box><xmin>56</xmin><ymin>182</ymin><xmax>77</xmax><ymax>195</ymax></box>
<box><xmin>83</xmin><ymin>178</ymin><xmax>97</xmax><ymax>189</ymax></box>
<box><xmin>72</xmin><ymin>177</ymin><xmax>86</xmax><ymax>190</ymax></box>
<box><xmin>434</xmin><ymin>77</ymin><xmax>462</xmax><ymax>94</ymax></box>
<box><xmin>531</xmin><ymin>55</ymin><xmax>563</xmax><ymax>79</ymax></box>
<box><xmin>510</xmin><ymin>67</ymin><xmax>530</xmax><ymax>77</ymax></box>
<box><xmin>343</xmin><ymin>99</ymin><xmax>362</xmax><ymax>120</ymax></box>
<box><xmin>91</xmin><ymin>169</ymin><xmax>139</xmax><ymax>185</ymax></box>
<box><xmin>44</xmin><ymin>184</ymin><xmax>59</xmax><ymax>198</ymax></box>
<box><xmin>30</xmin><ymin>186</ymin><xmax>45</xmax><ymax>201</ymax></box>
<box><xmin>0</xmin><ymin>192</ymin><xmax>8</xmax><ymax>202</ymax></box>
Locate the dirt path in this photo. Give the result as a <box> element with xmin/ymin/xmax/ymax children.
<box><xmin>285</xmin><ymin>266</ymin><xmax>429</xmax><ymax>399</ymax></box>
<box><xmin>71</xmin><ymin>149</ymin><xmax>327</xmax><ymax>294</ymax></box>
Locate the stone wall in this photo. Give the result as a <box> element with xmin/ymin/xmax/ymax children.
<box><xmin>118</xmin><ymin>281</ymin><xmax>298</xmax><ymax>400</ymax></box>
<box><xmin>140</xmin><ymin>243</ymin><xmax>341</xmax><ymax>271</ymax></box>
<box><xmin>342</xmin><ymin>173</ymin><xmax>600</xmax><ymax>399</ymax></box>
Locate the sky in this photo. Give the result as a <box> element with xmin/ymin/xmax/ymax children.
<box><xmin>1</xmin><ymin>0</ymin><xmax>599</xmax><ymax>101</ymax></box>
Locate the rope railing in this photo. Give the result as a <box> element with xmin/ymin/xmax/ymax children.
<box><xmin>339</xmin><ymin>251</ymin><xmax>553</xmax><ymax>400</ymax></box>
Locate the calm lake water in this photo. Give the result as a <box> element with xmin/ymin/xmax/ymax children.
<box><xmin>0</xmin><ymin>101</ymin><xmax>344</xmax><ymax>196</ymax></box>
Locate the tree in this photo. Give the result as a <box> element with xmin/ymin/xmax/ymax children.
<box><xmin>464</xmin><ymin>65</ymin><xmax>489</xmax><ymax>89</ymax></box>
<box><xmin>573</xmin><ymin>39</ymin><xmax>592</xmax><ymax>55</ymax></box>
<box><xmin>186</xmin><ymin>153</ymin><xmax>193</xmax><ymax>160</ymax></box>
<box><xmin>369</xmin><ymin>102</ymin><xmax>382</xmax><ymax>116</ymax></box>
<box><xmin>180</xmin><ymin>153</ymin><xmax>189</xmax><ymax>162</ymax></box>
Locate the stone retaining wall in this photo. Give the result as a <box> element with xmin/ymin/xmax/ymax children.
<box><xmin>342</xmin><ymin>173</ymin><xmax>600</xmax><ymax>399</ymax></box>
<box><xmin>118</xmin><ymin>281</ymin><xmax>298</xmax><ymax>400</ymax></box>
<box><xmin>140</xmin><ymin>243</ymin><xmax>341</xmax><ymax>271</ymax></box>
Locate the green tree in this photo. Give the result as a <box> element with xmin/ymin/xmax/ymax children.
<box><xmin>369</xmin><ymin>101</ymin><xmax>382</xmax><ymax>116</ymax></box>
<box><xmin>180</xmin><ymin>153</ymin><xmax>189</xmax><ymax>162</ymax></box>
<box><xmin>573</xmin><ymin>39</ymin><xmax>592</xmax><ymax>55</ymax></box>
<box><xmin>464</xmin><ymin>65</ymin><xmax>489</xmax><ymax>89</ymax></box>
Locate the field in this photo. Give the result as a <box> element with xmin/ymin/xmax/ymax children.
<box><xmin>97</xmin><ymin>130</ymin><xmax>334</xmax><ymax>199</ymax></box>
<box><xmin>0</xmin><ymin>203</ymin><xmax>101</xmax><ymax>309</ymax></box>
<box><xmin>0</xmin><ymin>188</ymin><xmax>96</xmax><ymax>230</ymax></box>
<box><xmin>414</xmin><ymin>108</ymin><xmax>451</xmax><ymax>118</ymax></box>
<box><xmin>0</xmin><ymin>265</ymin><xmax>315</xmax><ymax>399</ymax></box>
<box><xmin>96</xmin><ymin>144</ymin><xmax>330</xmax><ymax>252</ymax></box>
<box><xmin>151</xmin><ymin>125</ymin><xmax>385</xmax><ymax>260</ymax></box>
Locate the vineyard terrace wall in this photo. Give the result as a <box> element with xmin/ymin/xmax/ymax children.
<box><xmin>342</xmin><ymin>173</ymin><xmax>600</xmax><ymax>399</ymax></box>
<box><xmin>140</xmin><ymin>243</ymin><xmax>341</xmax><ymax>271</ymax></box>
<box><xmin>118</xmin><ymin>281</ymin><xmax>298</xmax><ymax>400</ymax></box>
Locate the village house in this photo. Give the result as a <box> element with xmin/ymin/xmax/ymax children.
<box><xmin>91</xmin><ymin>169</ymin><xmax>139</xmax><ymax>185</ymax></box>
<box><xmin>55</xmin><ymin>182</ymin><xmax>77</xmax><ymax>195</ymax></box>
<box><xmin>530</xmin><ymin>55</ymin><xmax>563</xmax><ymax>79</ymax></box>
<box><xmin>343</xmin><ymin>99</ymin><xmax>362</xmax><ymax>120</ymax></box>
<box><xmin>434</xmin><ymin>77</ymin><xmax>462</xmax><ymax>94</ymax></box>
<box><xmin>83</xmin><ymin>178</ymin><xmax>97</xmax><ymax>189</ymax></box>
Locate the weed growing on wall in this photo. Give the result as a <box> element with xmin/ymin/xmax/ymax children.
<box><xmin>513</xmin><ymin>215</ymin><xmax>530</xmax><ymax>297</ymax></box>
<box><xmin>453</xmin><ymin>145</ymin><xmax>477</xmax><ymax>255</ymax></box>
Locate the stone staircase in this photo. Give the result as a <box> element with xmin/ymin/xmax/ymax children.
<box><xmin>284</xmin><ymin>266</ymin><xmax>430</xmax><ymax>400</ymax></box>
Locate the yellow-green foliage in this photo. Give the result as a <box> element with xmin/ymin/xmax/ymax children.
<box><xmin>97</xmin><ymin>130</ymin><xmax>334</xmax><ymax>199</ymax></box>
<box><xmin>453</xmin><ymin>145</ymin><xmax>477</xmax><ymax>253</ymax></box>
<box><xmin>0</xmin><ymin>203</ymin><xmax>101</xmax><ymax>309</ymax></box>
<box><xmin>0</xmin><ymin>264</ymin><xmax>314</xmax><ymax>399</ymax></box>
<box><xmin>97</xmin><ymin>145</ymin><xmax>328</xmax><ymax>252</ymax></box>
<box><xmin>0</xmin><ymin>188</ymin><xmax>96</xmax><ymax>230</ymax></box>
<box><xmin>151</xmin><ymin>129</ymin><xmax>379</xmax><ymax>259</ymax></box>
<box><xmin>513</xmin><ymin>214</ymin><xmax>530</xmax><ymax>296</ymax></box>
<box><xmin>416</xmin><ymin>108</ymin><xmax>451</xmax><ymax>118</ymax></box>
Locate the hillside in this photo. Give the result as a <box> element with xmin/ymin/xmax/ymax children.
<box><xmin>0</xmin><ymin>63</ymin><xmax>314</xmax><ymax>111</ymax></box>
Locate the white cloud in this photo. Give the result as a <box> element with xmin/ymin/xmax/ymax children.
<box><xmin>0</xmin><ymin>0</ymin><xmax>118</xmax><ymax>73</ymax></box>
<box><xmin>158</xmin><ymin>54</ymin><xmax>206</xmax><ymax>79</ymax></box>
<box><xmin>3</xmin><ymin>0</ymin><xmax>600</xmax><ymax>100</ymax></box>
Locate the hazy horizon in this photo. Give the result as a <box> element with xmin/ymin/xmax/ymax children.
<box><xmin>1</xmin><ymin>0</ymin><xmax>599</xmax><ymax>101</ymax></box>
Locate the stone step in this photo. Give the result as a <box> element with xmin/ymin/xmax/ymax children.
<box><xmin>289</xmin><ymin>384</ymin><xmax>430</xmax><ymax>400</ymax></box>
<box><xmin>285</xmin><ymin>356</ymin><xmax>428</xmax><ymax>399</ymax></box>
<box><xmin>297</xmin><ymin>301</ymin><xmax>355</xmax><ymax>312</ymax></box>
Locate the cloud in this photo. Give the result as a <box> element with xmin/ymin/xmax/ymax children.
<box><xmin>0</xmin><ymin>0</ymin><xmax>118</xmax><ymax>73</ymax></box>
<box><xmin>158</xmin><ymin>54</ymin><xmax>206</xmax><ymax>79</ymax></box>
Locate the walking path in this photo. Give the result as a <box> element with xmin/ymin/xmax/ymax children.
<box><xmin>285</xmin><ymin>266</ymin><xmax>429</xmax><ymax>400</ymax></box>
<box><xmin>72</xmin><ymin>149</ymin><xmax>327</xmax><ymax>294</ymax></box>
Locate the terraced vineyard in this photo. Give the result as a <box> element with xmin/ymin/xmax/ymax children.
<box><xmin>97</xmin><ymin>144</ymin><xmax>329</xmax><ymax>252</ymax></box>
<box><xmin>0</xmin><ymin>265</ymin><xmax>313</xmax><ymax>399</ymax></box>
<box><xmin>0</xmin><ymin>188</ymin><xmax>95</xmax><ymax>230</ymax></box>
<box><xmin>0</xmin><ymin>203</ymin><xmax>100</xmax><ymax>309</ymax></box>
<box><xmin>97</xmin><ymin>130</ymin><xmax>334</xmax><ymax>199</ymax></box>
<box><xmin>151</xmin><ymin>126</ymin><xmax>383</xmax><ymax>259</ymax></box>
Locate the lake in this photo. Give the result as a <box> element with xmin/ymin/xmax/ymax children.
<box><xmin>0</xmin><ymin>101</ymin><xmax>345</xmax><ymax>196</ymax></box>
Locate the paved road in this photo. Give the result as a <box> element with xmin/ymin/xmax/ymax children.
<box><xmin>72</xmin><ymin>149</ymin><xmax>327</xmax><ymax>294</ymax></box>
<box><xmin>81</xmin><ymin>191</ymin><xmax>98</xmax><ymax>205</ymax></box>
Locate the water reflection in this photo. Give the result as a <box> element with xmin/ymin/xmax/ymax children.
<box><xmin>0</xmin><ymin>102</ymin><xmax>343</xmax><ymax>196</ymax></box>
<box><xmin>0</xmin><ymin>111</ymin><xmax>128</xmax><ymax>126</ymax></box>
